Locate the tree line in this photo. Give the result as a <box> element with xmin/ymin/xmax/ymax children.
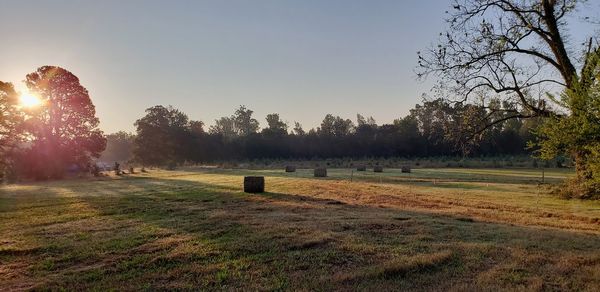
<box><xmin>113</xmin><ymin>101</ymin><xmax>537</xmax><ymax>167</ymax></box>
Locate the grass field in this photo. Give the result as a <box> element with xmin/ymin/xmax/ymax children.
<box><xmin>1</xmin><ymin>168</ymin><xmax>600</xmax><ymax>290</ymax></box>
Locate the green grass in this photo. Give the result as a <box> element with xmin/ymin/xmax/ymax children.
<box><xmin>1</xmin><ymin>168</ymin><xmax>599</xmax><ymax>290</ymax></box>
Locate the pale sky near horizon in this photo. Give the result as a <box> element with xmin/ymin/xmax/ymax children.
<box><xmin>1</xmin><ymin>0</ymin><xmax>598</xmax><ymax>133</ymax></box>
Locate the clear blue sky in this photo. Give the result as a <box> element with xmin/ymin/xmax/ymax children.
<box><xmin>0</xmin><ymin>0</ymin><xmax>597</xmax><ymax>133</ymax></box>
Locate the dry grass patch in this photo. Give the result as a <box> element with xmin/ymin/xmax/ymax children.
<box><xmin>1</xmin><ymin>169</ymin><xmax>599</xmax><ymax>290</ymax></box>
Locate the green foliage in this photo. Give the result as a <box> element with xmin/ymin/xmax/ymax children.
<box><xmin>535</xmin><ymin>50</ymin><xmax>600</xmax><ymax>198</ymax></box>
<box><xmin>15</xmin><ymin>66</ymin><xmax>106</xmax><ymax>179</ymax></box>
<box><xmin>0</xmin><ymin>81</ymin><xmax>22</xmax><ymax>180</ymax></box>
<box><xmin>133</xmin><ymin>105</ymin><xmax>192</xmax><ymax>166</ymax></box>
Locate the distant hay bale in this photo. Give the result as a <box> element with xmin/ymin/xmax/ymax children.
<box><xmin>356</xmin><ymin>165</ymin><xmax>366</xmax><ymax>171</ymax></box>
<box><xmin>374</xmin><ymin>166</ymin><xmax>383</xmax><ymax>173</ymax></box>
<box><xmin>314</xmin><ymin>167</ymin><xmax>327</xmax><ymax>177</ymax></box>
<box><xmin>244</xmin><ymin>176</ymin><xmax>265</xmax><ymax>193</ymax></box>
<box><xmin>401</xmin><ymin>166</ymin><xmax>411</xmax><ymax>173</ymax></box>
<box><xmin>285</xmin><ymin>165</ymin><xmax>296</xmax><ymax>172</ymax></box>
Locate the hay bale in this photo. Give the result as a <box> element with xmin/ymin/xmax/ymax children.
<box><xmin>356</xmin><ymin>165</ymin><xmax>366</xmax><ymax>171</ymax></box>
<box><xmin>244</xmin><ymin>176</ymin><xmax>265</xmax><ymax>193</ymax></box>
<box><xmin>373</xmin><ymin>166</ymin><xmax>383</xmax><ymax>173</ymax></box>
<box><xmin>401</xmin><ymin>165</ymin><xmax>411</xmax><ymax>173</ymax></box>
<box><xmin>285</xmin><ymin>165</ymin><xmax>296</xmax><ymax>172</ymax></box>
<box><xmin>314</xmin><ymin>168</ymin><xmax>327</xmax><ymax>177</ymax></box>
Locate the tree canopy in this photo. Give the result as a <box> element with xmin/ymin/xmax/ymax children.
<box><xmin>17</xmin><ymin>66</ymin><xmax>106</xmax><ymax>179</ymax></box>
<box><xmin>418</xmin><ymin>0</ymin><xmax>600</xmax><ymax>197</ymax></box>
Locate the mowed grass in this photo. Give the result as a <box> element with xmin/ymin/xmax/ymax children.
<box><xmin>1</xmin><ymin>168</ymin><xmax>599</xmax><ymax>291</ymax></box>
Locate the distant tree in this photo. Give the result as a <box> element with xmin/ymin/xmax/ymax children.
<box><xmin>292</xmin><ymin>122</ymin><xmax>305</xmax><ymax>136</ymax></box>
<box><xmin>133</xmin><ymin>105</ymin><xmax>189</xmax><ymax>166</ymax></box>
<box><xmin>262</xmin><ymin>113</ymin><xmax>287</xmax><ymax>136</ymax></box>
<box><xmin>233</xmin><ymin>105</ymin><xmax>259</xmax><ymax>136</ymax></box>
<box><xmin>418</xmin><ymin>0</ymin><xmax>600</xmax><ymax>196</ymax></box>
<box><xmin>21</xmin><ymin>66</ymin><xmax>105</xmax><ymax>179</ymax></box>
<box><xmin>356</xmin><ymin>114</ymin><xmax>376</xmax><ymax>127</ymax></box>
<box><xmin>209</xmin><ymin>116</ymin><xmax>237</xmax><ymax>138</ymax></box>
<box><xmin>318</xmin><ymin>114</ymin><xmax>336</xmax><ymax>136</ymax></box>
<box><xmin>0</xmin><ymin>81</ymin><xmax>22</xmax><ymax>178</ymax></box>
<box><xmin>189</xmin><ymin>120</ymin><xmax>205</xmax><ymax>135</ymax></box>
<box><xmin>100</xmin><ymin>132</ymin><xmax>135</xmax><ymax>163</ymax></box>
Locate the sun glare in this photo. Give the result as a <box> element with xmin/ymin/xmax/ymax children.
<box><xmin>19</xmin><ymin>93</ymin><xmax>42</xmax><ymax>108</ymax></box>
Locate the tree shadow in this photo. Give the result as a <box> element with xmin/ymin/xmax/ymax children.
<box><xmin>2</xmin><ymin>174</ymin><xmax>600</xmax><ymax>290</ymax></box>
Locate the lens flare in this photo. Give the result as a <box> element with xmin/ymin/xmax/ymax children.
<box><xmin>19</xmin><ymin>93</ymin><xmax>42</xmax><ymax>107</ymax></box>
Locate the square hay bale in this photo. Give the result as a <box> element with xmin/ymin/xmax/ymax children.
<box><xmin>285</xmin><ymin>165</ymin><xmax>296</xmax><ymax>172</ymax></box>
<box><xmin>373</xmin><ymin>166</ymin><xmax>383</xmax><ymax>173</ymax></box>
<box><xmin>314</xmin><ymin>167</ymin><xmax>327</xmax><ymax>177</ymax></box>
<box><xmin>356</xmin><ymin>165</ymin><xmax>366</xmax><ymax>171</ymax></box>
<box><xmin>244</xmin><ymin>176</ymin><xmax>265</xmax><ymax>193</ymax></box>
<box><xmin>401</xmin><ymin>165</ymin><xmax>411</xmax><ymax>173</ymax></box>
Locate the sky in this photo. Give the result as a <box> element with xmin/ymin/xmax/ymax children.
<box><xmin>1</xmin><ymin>0</ymin><xmax>598</xmax><ymax>133</ymax></box>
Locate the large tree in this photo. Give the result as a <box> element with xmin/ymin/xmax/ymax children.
<box><xmin>418</xmin><ymin>0</ymin><xmax>600</xmax><ymax>196</ymax></box>
<box><xmin>0</xmin><ymin>81</ymin><xmax>23</xmax><ymax>178</ymax></box>
<box><xmin>22</xmin><ymin>66</ymin><xmax>105</xmax><ymax>178</ymax></box>
<box><xmin>133</xmin><ymin>105</ymin><xmax>191</xmax><ymax>166</ymax></box>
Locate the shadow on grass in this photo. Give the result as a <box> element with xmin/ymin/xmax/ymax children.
<box><xmin>1</xmin><ymin>174</ymin><xmax>599</xmax><ymax>291</ymax></box>
<box><xmin>193</xmin><ymin>167</ymin><xmax>565</xmax><ymax>188</ymax></box>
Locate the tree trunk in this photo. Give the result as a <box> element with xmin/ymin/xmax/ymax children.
<box><xmin>574</xmin><ymin>150</ymin><xmax>592</xmax><ymax>181</ymax></box>
<box><xmin>572</xmin><ymin>149</ymin><xmax>596</xmax><ymax>198</ymax></box>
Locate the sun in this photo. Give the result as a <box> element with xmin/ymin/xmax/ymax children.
<box><xmin>19</xmin><ymin>93</ymin><xmax>42</xmax><ymax>108</ymax></box>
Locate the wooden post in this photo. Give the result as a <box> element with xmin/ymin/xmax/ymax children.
<box><xmin>542</xmin><ymin>167</ymin><xmax>545</xmax><ymax>184</ymax></box>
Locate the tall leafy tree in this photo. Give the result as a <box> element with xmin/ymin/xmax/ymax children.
<box><xmin>292</xmin><ymin>122</ymin><xmax>305</xmax><ymax>136</ymax></box>
<box><xmin>262</xmin><ymin>113</ymin><xmax>288</xmax><ymax>136</ymax></box>
<box><xmin>23</xmin><ymin>66</ymin><xmax>105</xmax><ymax>178</ymax></box>
<box><xmin>536</xmin><ymin>50</ymin><xmax>600</xmax><ymax>198</ymax></box>
<box><xmin>209</xmin><ymin>116</ymin><xmax>237</xmax><ymax>138</ymax></box>
<box><xmin>0</xmin><ymin>81</ymin><xmax>22</xmax><ymax>178</ymax></box>
<box><xmin>418</xmin><ymin>0</ymin><xmax>600</xmax><ymax>196</ymax></box>
<box><xmin>233</xmin><ymin>105</ymin><xmax>259</xmax><ymax>136</ymax></box>
<box><xmin>133</xmin><ymin>105</ymin><xmax>189</xmax><ymax>166</ymax></box>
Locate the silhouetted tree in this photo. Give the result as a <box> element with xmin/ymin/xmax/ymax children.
<box><xmin>209</xmin><ymin>116</ymin><xmax>237</xmax><ymax>138</ymax></box>
<box><xmin>0</xmin><ymin>81</ymin><xmax>22</xmax><ymax>179</ymax></box>
<box><xmin>133</xmin><ymin>105</ymin><xmax>189</xmax><ymax>166</ymax></box>
<box><xmin>263</xmin><ymin>113</ymin><xmax>287</xmax><ymax>136</ymax></box>
<box><xmin>233</xmin><ymin>105</ymin><xmax>259</xmax><ymax>136</ymax></box>
<box><xmin>292</xmin><ymin>121</ymin><xmax>305</xmax><ymax>136</ymax></box>
<box><xmin>418</xmin><ymin>0</ymin><xmax>600</xmax><ymax>195</ymax></box>
<box><xmin>21</xmin><ymin>66</ymin><xmax>106</xmax><ymax>179</ymax></box>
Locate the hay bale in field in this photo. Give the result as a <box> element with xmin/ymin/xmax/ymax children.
<box><xmin>401</xmin><ymin>165</ymin><xmax>411</xmax><ymax>173</ymax></box>
<box><xmin>373</xmin><ymin>166</ymin><xmax>383</xmax><ymax>173</ymax></box>
<box><xmin>356</xmin><ymin>165</ymin><xmax>366</xmax><ymax>171</ymax></box>
<box><xmin>285</xmin><ymin>165</ymin><xmax>296</xmax><ymax>172</ymax></box>
<box><xmin>314</xmin><ymin>167</ymin><xmax>327</xmax><ymax>177</ymax></box>
<box><xmin>244</xmin><ymin>176</ymin><xmax>265</xmax><ymax>193</ymax></box>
